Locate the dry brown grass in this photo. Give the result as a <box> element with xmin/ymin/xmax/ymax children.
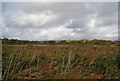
<box><xmin>2</xmin><ymin>44</ymin><xmax>119</xmax><ymax>79</ymax></box>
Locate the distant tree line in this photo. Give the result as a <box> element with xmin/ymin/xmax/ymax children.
<box><xmin>1</xmin><ymin>38</ymin><xmax>120</xmax><ymax>46</ymax></box>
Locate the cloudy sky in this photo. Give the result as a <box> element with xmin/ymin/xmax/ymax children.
<box><xmin>1</xmin><ymin>2</ymin><xmax>118</xmax><ymax>40</ymax></box>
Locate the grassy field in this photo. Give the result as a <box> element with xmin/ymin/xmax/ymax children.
<box><xmin>2</xmin><ymin>40</ymin><xmax>120</xmax><ymax>80</ymax></box>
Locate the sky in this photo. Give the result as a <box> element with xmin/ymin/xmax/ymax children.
<box><xmin>1</xmin><ymin>2</ymin><xmax>118</xmax><ymax>40</ymax></box>
<box><xmin>0</xmin><ymin>2</ymin><xmax>2</xmax><ymax>38</ymax></box>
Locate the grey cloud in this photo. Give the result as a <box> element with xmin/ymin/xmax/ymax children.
<box><xmin>2</xmin><ymin>2</ymin><xmax>118</xmax><ymax>40</ymax></box>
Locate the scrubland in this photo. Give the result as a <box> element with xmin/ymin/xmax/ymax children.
<box><xmin>2</xmin><ymin>39</ymin><xmax>120</xmax><ymax>80</ymax></box>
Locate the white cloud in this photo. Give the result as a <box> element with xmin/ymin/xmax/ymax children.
<box><xmin>2</xmin><ymin>2</ymin><xmax>118</xmax><ymax>40</ymax></box>
<box><xmin>12</xmin><ymin>10</ymin><xmax>57</xmax><ymax>27</ymax></box>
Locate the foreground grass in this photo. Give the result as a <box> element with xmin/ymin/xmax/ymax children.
<box><xmin>2</xmin><ymin>44</ymin><xmax>120</xmax><ymax>80</ymax></box>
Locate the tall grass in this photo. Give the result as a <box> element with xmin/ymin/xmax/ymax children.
<box><xmin>2</xmin><ymin>45</ymin><xmax>120</xmax><ymax>80</ymax></box>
